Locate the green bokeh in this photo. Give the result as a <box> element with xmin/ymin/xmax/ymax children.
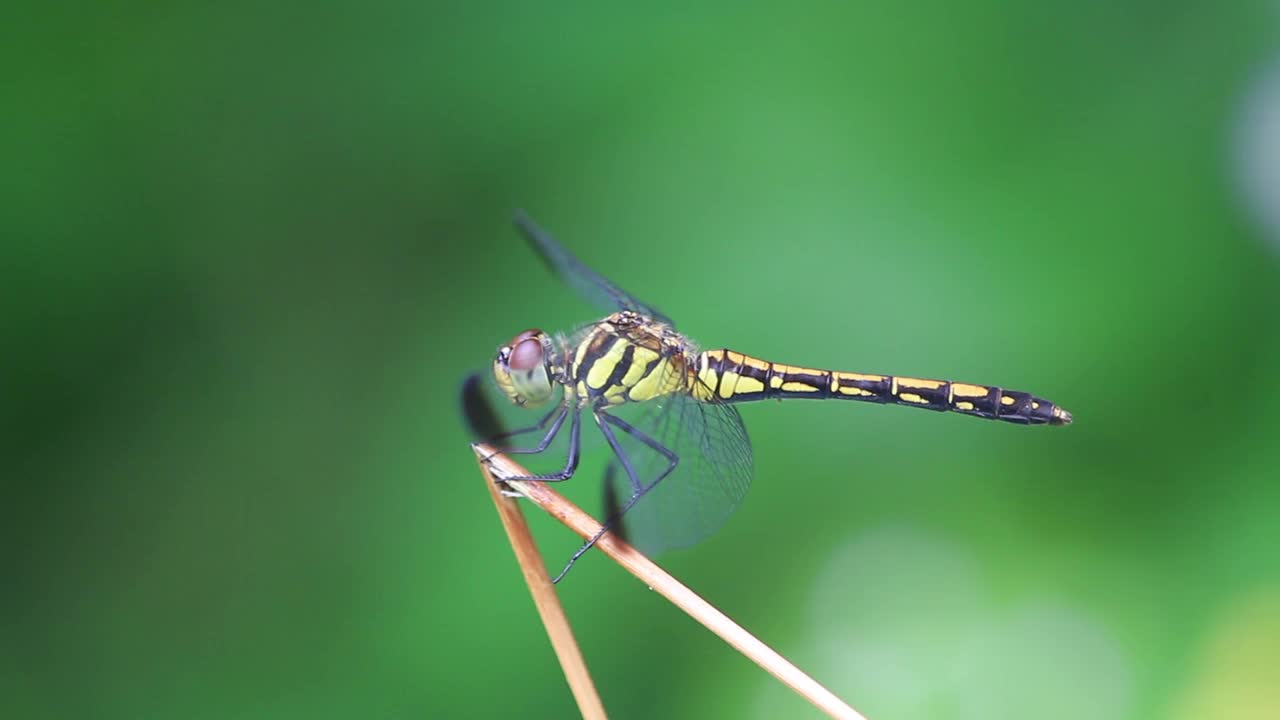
<box><xmin>6</xmin><ymin>3</ymin><xmax>1279</xmax><ymax>719</ymax></box>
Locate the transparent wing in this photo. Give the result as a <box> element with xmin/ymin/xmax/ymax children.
<box><xmin>514</xmin><ymin>210</ymin><xmax>673</xmax><ymax>326</ymax></box>
<box><xmin>600</xmin><ymin>385</ymin><xmax>753</xmax><ymax>556</ymax></box>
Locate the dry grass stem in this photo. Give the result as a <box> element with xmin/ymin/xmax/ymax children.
<box><xmin>478</xmin><ymin>451</ymin><xmax>607</xmax><ymax>720</ymax></box>
<box><xmin>474</xmin><ymin>444</ymin><xmax>867</xmax><ymax>720</ymax></box>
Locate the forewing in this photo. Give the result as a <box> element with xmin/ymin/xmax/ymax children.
<box><xmin>514</xmin><ymin>211</ymin><xmax>673</xmax><ymax>325</ymax></box>
<box><xmin>601</xmin><ymin>389</ymin><xmax>753</xmax><ymax>556</ymax></box>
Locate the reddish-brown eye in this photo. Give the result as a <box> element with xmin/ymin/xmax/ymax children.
<box><xmin>509</xmin><ymin>337</ymin><xmax>544</xmax><ymax>370</ymax></box>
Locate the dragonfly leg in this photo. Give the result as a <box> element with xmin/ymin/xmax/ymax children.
<box><xmin>550</xmin><ymin>412</ymin><xmax>678</xmax><ymax>583</ymax></box>
<box><xmin>599</xmin><ymin>413</ymin><xmax>679</xmax><ymax>490</ymax></box>
<box><xmin>476</xmin><ymin>403</ymin><xmax>566</xmax><ymax>463</ymax></box>
<box><xmin>490</xmin><ymin>408</ymin><xmax>581</xmax><ymax>484</ymax></box>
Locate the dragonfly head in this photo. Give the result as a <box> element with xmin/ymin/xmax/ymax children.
<box><xmin>493</xmin><ymin>329</ymin><xmax>556</xmax><ymax>408</ymax></box>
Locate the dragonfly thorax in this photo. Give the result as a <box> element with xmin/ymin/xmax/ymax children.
<box><xmin>568</xmin><ymin>312</ymin><xmax>696</xmax><ymax>407</ymax></box>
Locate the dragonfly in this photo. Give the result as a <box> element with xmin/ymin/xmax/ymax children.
<box><xmin>471</xmin><ymin>212</ymin><xmax>1072</xmax><ymax>582</ymax></box>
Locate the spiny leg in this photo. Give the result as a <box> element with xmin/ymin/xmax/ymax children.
<box><xmin>476</xmin><ymin>403</ymin><xmax>566</xmax><ymax>464</ymax></box>
<box><xmin>551</xmin><ymin>411</ymin><xmax>678</xmax><ymax>583</ymax></box>
<box><xmin>484</xmin><ymin>404</ymin><xmax>568</xmax><ymax>496</ymax></box>
<box><xmin>601</xmin><ymin>413</ymin><xmax>679</xmax><ymax>491</ymax></box>
<box><xmin>492</xmin><ymin>406</ymin><xmax>582</xmax><ymax>484</ymax></box>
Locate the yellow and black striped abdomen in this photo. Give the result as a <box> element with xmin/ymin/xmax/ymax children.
<box><xmin>695</xmin><ymin>349</ymin><xmax>1072</xmax><ymax>426</ymax></box>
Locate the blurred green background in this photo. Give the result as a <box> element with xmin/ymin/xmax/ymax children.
<box><xmin>6</xmin><ymin>3</ymin><xmax>1280</xmax><ymax>719</ymax></box>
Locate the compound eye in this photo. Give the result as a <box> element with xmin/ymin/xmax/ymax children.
<box><xmin>509</xmin><ymin>336</ymin><xmax>544</xmax><ymax>371</ymax></box>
